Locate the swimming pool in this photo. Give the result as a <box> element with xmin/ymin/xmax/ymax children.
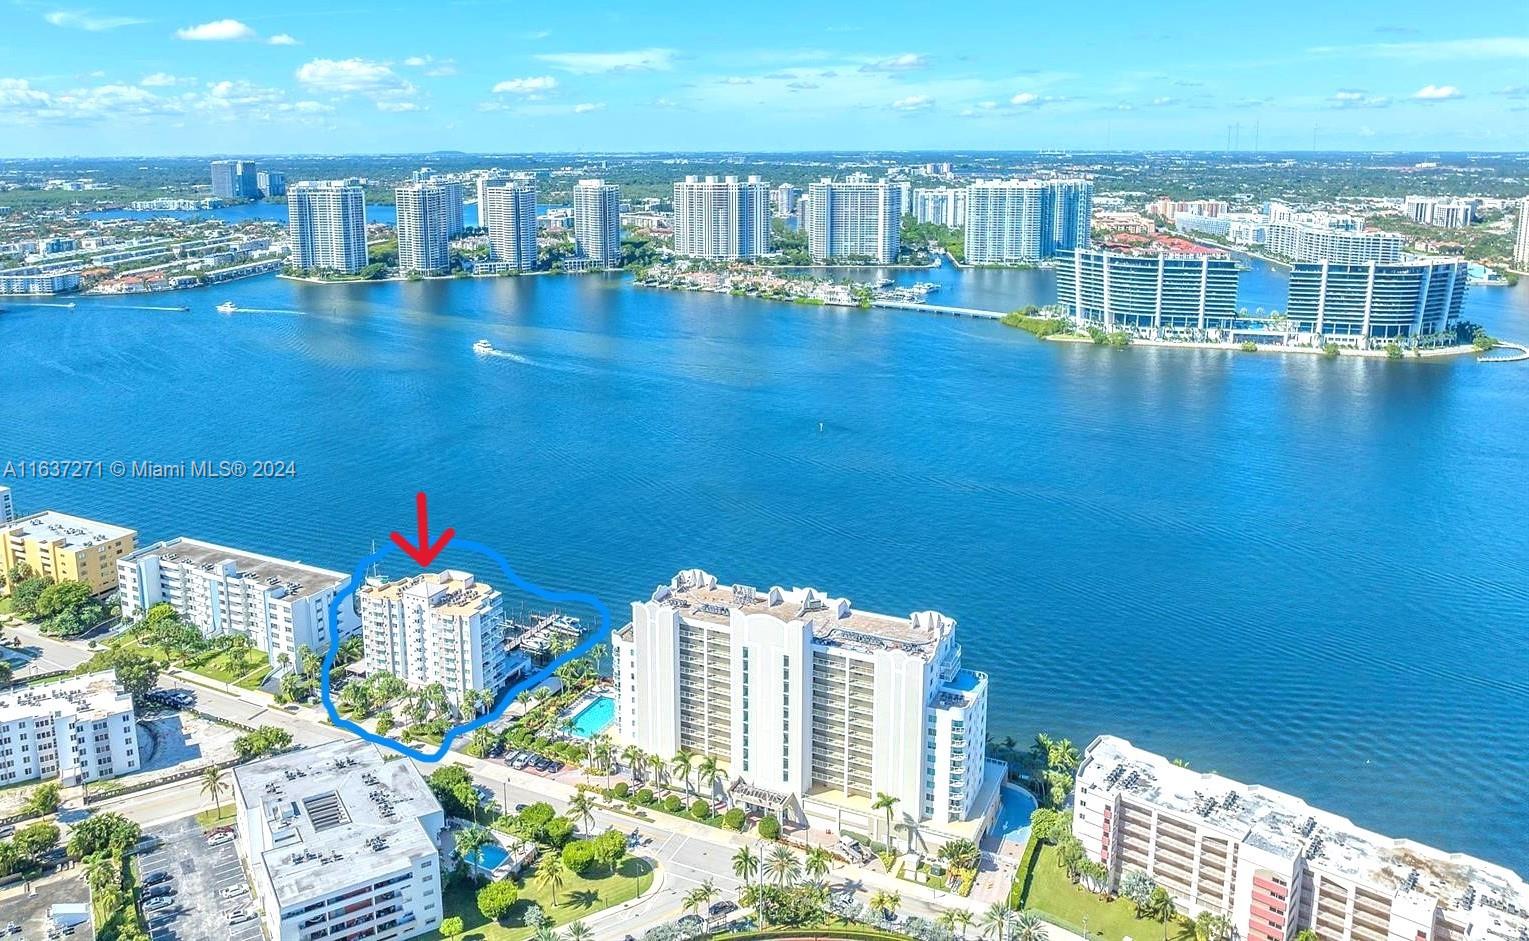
<box><xmin>468</xmin><ymin>843</ymin><xmax>510</xmax><ymax>872</ymax></box>
<box><xmin>568</xmin><ymin>694</ymin><xmax>616</xmax><ymax>739</ymax></box>
<box><xmin>993</xmin><ymin>785</ymin><xmax>1039</xmax><ymax>845</ymax></box>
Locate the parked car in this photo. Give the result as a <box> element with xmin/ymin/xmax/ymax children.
<box><xmin>227</xmin><ymin>910</ymin><xmax>258</xmax><ymax>925</ymax></box>
<box><xmin>207</xmin><ymin>832</ymin><xmax>235</xmax><ymax>846</ymax></box>
<box><xmin>142</xmin><ymin>870</ymin><xmax>171</xmax><ymax>886</ymax></box>
<box><xmin>220</xmin><ymin>885</ymin><xmax>249</xmax><ymax>899</ymax></box>
<box><xmin>143</xmin><ymin>897</ymin><xmax>175</xmax><ymax>913</ymax></box>
<box><xmin>143</xmin><ymin>885</ymin><xmax>175</xmax><ymax>900</ymax></box>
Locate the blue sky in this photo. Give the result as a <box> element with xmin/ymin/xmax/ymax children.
<box><xmin>1</xmin><ymin>0</ymin><xmax>1526</xmax><ymax>155</ymax></box>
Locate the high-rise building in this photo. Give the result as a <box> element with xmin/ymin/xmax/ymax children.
<box><xmin>772</xmin><ymin>184</ymin><xmax>799</xmax><ymax>219</ymax></box>
<box><xmin>288</xmin><ymin>180</ymin><xmax>368</xmax><ymax>274</ymax></box>
<box><xmin>1264</xmin><ymin>221</ymin><xmax>1404</xmax><ymax>264</ymax></box>
<box><xmin>1147</xmin><ymin>198</ymin><xmax>1228</xmax><ymax>221</ymax></box>
<box><xmin>612</xmin><ymin>569</ymin><xmax>1003</xmax><ymax>847</ymax></box>
<box><xmin>0</xmin><ymin>485</ymin><xmax>13</xmax><ymax>524</ymax></box>
<box><xmin>805</xmin><ymin>177</ymin><xmax>902</xmax><ymax>263</ymax></box>
<box><xmin>395</xmin><ymin>180</ymin><xmax>456</xmax><ymax>276</ymax></box>
<box><xmin>1074</xmin><ymin>736</ymin><xmax>1529</xmax><ymax>941</ymax></box>
<box><xmin>233</xmin><ymin>739</ymin><xmax>446</xmax><ymax>941</ymax></box>
<box><xmin>359</xmin><ymin>570</ymin><xmax>528</xmax><ymax>706</ymax></box>
<box><xmin>1403</xmin><ymin>196</ymin><xmax>1476</xmax><ymax>229</ymax></box>
<box><xmin>0</xmin><ymin>510</ymin><xmax>137</xmax><ymax>596</ymax></box>
<box><xmin>211</xmin><ymin>160</ymin><xmax>261</xmax><ymax>199</ymax></box>
<box><xmin>1513</xmin><ymin>196</ymin><xmax>1529</xmax><ymax>268</ymax></box>
<box><xmin>481</xmin><ymin>181</ymin><xmax>538</xmax><ymax>272</ymax></box>
<box><xmin>117</xmin><ymin>537</ymin><xmax>359</xmax><ymax>669</ymax></box>
<box><xmin>963</xmin><ymin>178</ymin><xmax>1092</xmax><ymax>264</ymax></box>
<box><xmin>1285</xmin><ymin>258</ymin><xmax>1466</xmax><ymax>347</ymax></box>
<box><xmin>913</xmin><ymin>188</ymin><xmax>968</xmax><ymax>228</ymax></box>
<box><xmin>672</xmin><ymin>175</ymin><xmax>772</xmax><ymax>260</ymax></box>
<box><xmin>0</xmin><ymin>671</ymin><xmax>138</xmax><ymax>786</ymax></box>
<box><xmin>1051</xmin><ymin>178</ymin><xmax>1095</xmax><ymax>254</ymax></box>
<box><xmin>256</xmin><ymin>169</ymin><xmax>286</xmax><ymax>198</ymax></box>
<box><xmin>1056</xmin><ymin>248</ymin><xmax>1242</xmax><ymax>336</ymax></box>
<box><xmin>573</xmin><ymin>179</ymin><xmax>622</xmax><ymax>269</ymax></box>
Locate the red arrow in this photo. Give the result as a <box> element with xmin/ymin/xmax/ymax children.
<box><xmin>390</xmin><ymin>492</ymin><xmax>456</xmax><ymax>568</ymax></box>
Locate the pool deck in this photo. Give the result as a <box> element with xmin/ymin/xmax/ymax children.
<box><xmin>562</xmin><ymin>688</ymin><xmax>617</xmax><ymax>739</ymax></box>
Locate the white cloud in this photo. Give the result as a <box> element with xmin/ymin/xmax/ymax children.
<box><xmin>535</xmin><ymin>48</ymin><xmax>674</xmax><ymax>74</ymax></box>
<box><xmin>176</xmin><ymin>19</ymin><xmax>257</xmax><ymax>41</ymax></box>
<box><xmin>492</xmin><ymin>76</ymin><xmax>558</xmax><ymax>95</ymax></box>
<box><xmin>1414</xmin><ymin>84</ymin><xmax>1462</xmax><ymax>100</ymax></box>
<box><xmin>268</xmin><ymin>33</ymin><xmax>299</xmax><ymax>46</ymax></box>
<box><xmin>376</xmin><ymin>100</ymin><xmax>420</xmax><ymax>112</ymax></box>
<box><xmin>1010</xmin><ymin>92</ymin><xmax>1040</xmax><ymax>106</ymax></box>
<box><xmin>861</xmin><ymin>53</ymin><xmax>929</xmax><ymax>72</ymax></box>
<box><xmin>572</xmin><ymin>102</ymin><xmax>604</xmax><ymax>113</ymax></box>
<box><xmin>296</xmin><ymin>58</ymin><xmax>411</xmax><ymax>95</ymax></box>
<box><xmin>891</xmin><ymin>94</ymin><xmax>933</xmax><ymax>111</ymax></box>
<box><xmin>403</xmin><ymin>56</ymin><xmax>429</xmax><ymax>67</ymax></box>
<box><xmin>1330</xmin><ymin>89</ymin><xmax>1391</xmax><ymax>108</ymax></box>
<box><xmin>1150</xmin><ymin>96</ymin><xmax>1177</xmax><ymax>106</ymax></box>
<box><xmin>1309</xmin><ymin>36</ymin><xmax>1529</xmax><ymax>61</ymax></box>
<box><xmin>44</xmin><ymin>10</ymin><xmax>145</xmax><ymax>31</ymax></box>
<box><xmin>0</xmin><ymin>75</ymin><xmax>336</xmax><ymax>126</ymax></box>
<box><xmin>139</xmin><ymin>72</ymin><xmax>183</xmax><ymax>87</ymax></box>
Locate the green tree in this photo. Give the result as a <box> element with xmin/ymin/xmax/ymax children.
<box><xmin>20</xmin><ymin>781</ymin><xmax>61</xmax><ymax>817</ymax></box>
<box><xmin>68</xmin><ymin>812</ymin><xmax>140</xmax><ymax>859</ymax></box>
<box><xmin>535</xmin><ymin>850</ymin><xmax>569</xmax><ymax>905</ymax></box>
<box><xmin>439</xmin><ymin>915</ymin><xmax>465</xmax><ymax>938</ymax></box>
<box><xmin>1011</xmin><ymin>911</ymin><xmax>1048</xmax><ymax>941</ymax></box>
<box><xmin>872</xmin><ymin>791</ymin><xmax>899</xmax><ymax>851</ymax></box>
<box><xmin>670</xmin><ymin>748</ymin><xmax>696</xmax><ymax>796</ymax></box>
<box><xmin>980</xmin><ymin>902</ymin><xmax>1013</xmax><ymax>941</ymax></box>
<box><xmin>476</xmin><ymin>878</ymin><xmax>519</xmax><ymax>921</ymax></box>
<box><xmin>201</xmin><ymin>766</ymin><xmax>227</xmax><ymax>815</ymax></box>
<box><xmin>804</xmin><ymin>845</ymin><xmax>831</xmax><ymax>881</ymax></box>
<box><xmin>757</xmin><ymin>814</ymin><xmax>781</xmax><ymax>840</ymax></box>
<box><xmin>1143</xmin><ymin>886</ymin><xmax>1178</xmax><ymax>941</ymax></box>
<box><xmin>732</xmin><ymin>844</ymin><xmax>759</xmax><ymax>885</ymax></box>
<box><xmin>455</xmin><ymin>825</ymin><xmax>493</xmax><ymax>883</ymax></box>
<box><xmin>567</xmin><ymin>787</ymin><xmax>597</xmax><ymax>834</ymax></box>
<box><xmin>766</xmin><ymin>844</ymin><xmax>800</xmax><ymax>887</ymax></box>
<box><xmin>869</xmin><ymin>889</ymin><xmax>901</xmax><ymax>922</ymax></box>
<box><xmin>12</xmin><ymin>821</ymin><xmax>61</xmax><ymax>858</ymax></box>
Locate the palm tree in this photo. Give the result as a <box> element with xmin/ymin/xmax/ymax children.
<box><xmin>621</xmin><ymin>744</ymin><xmax>646</xmax><ymax>781</ymax></box>
<box><xmin>535</xmin><ymin>851</ymin><xmax>568</xmax><ymax>905</ymax></box>
<box><xmin>732</xmin><ymin>845</ymin><xmax>759</xmax><ymax>885</ymax></box>
<box><xmin>200</xmin><ymin>766</ymin><xmax>227</xmax><ymax>817</ymax></box>
<box><xmin>455</xmin><ymin>825</ymin><xmax>492</xmax><ymax>883</ymax></box>
<box><xmin>684</xmin><ymin>879</ymin><xmax>718</xmax><ymax>919</ymax></box>
<box><xmin>872</xmin><ymin>792</ymin><xmax>899</xmax><ymax>852</ymax></box>
<box><xmin>562</xmin><ymin>923</ymin><xmax>593</xmax><ymax>941</ymax></box>
<box><xmin>1010</xmin><ymin>911</ymin><xmax>1048</xmax><ymax>941</ymax></box>
<box><xmin>939</xmin><ymin>912</ymin><xmax>960</xmax><ymax>935</ymax></box>
<box><xmin>868</xmin><ymin>889</ymin><xmax>901</xmax><ymax>922</ymax></box>
<box><xmin>670</xmin><ymin>748</ymin><xmax>696</xmax><ymax>796</ymax></box>
<box><xmin>739</xmin><ymin>883</ymin><xmax>769</xmax><ymax>929</ymax></box>
<box><xmin>567</xmin><ymin>788</ymin><xmax>597</xmax><ymax>834</ymax></box>
<box><xmin>276</xmin><ymin>651</ymin><xmax>291</xmax><ymax>675</ymax></box>
<box><xmin>766</xmin><ymin>844</ymin><xmax>800</xmax><ymax>887</ymax></box>
<box><xmin>804</xmin><ymin>845</ymin><xmax>832</xmax><ymax>881</ymax></box>
<box><xmin>459</xmin><ymin>688</ymin><xmax>482</xmax><ymax>718</ymax></box>
<box><xmin>1142</xmin><ymin>886</ymin><xmax>1178</xmax><ymax>941</ymax></box>
<box><xmin>954</xmin><ymin>910</ymin><xmax>974</xmax><ymax>939</ymax></box>
<box><xmin>980</xmin><ymin>903</ymin><xmax>1013</xmax><ymax>941</ymax></box>
<box><xmin>647</xmin><ymin>752</ymin><xmax>666</xmax><ymax>786</ymax></box>
<box><xmin>593</xmin><ymin>735</ymin><xmax>615</xmax><ymax>781</ymax></box>
<box><xmin>696</xmin><ymin>755</ymin><xmax>721</xmax><ymax>799</ymax></box>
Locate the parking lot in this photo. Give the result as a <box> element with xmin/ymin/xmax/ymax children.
<box><xmin>135</xmin><ymin>815</ymin><xmax>262</xmax><ymax>941</ymax></box>
<box><xmin>0</xmin><ymin>865</ymin><xmax>93</xmax><ymax>941</ymax></box>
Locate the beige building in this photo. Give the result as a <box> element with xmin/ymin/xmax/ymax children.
<box><xmin>0</xmin><ymin>510</ymin><xmax>137</xmax><ymax>595</ymax></box>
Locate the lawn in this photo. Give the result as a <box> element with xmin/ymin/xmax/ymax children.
<box><xmin>196</xmin><ymin>804</ymin><xmax>238</xmax><ymax>828</ymax></box>
<box><xmin>1011</xmin><ymin>839</ymin><xmax>1194</xmax><ymax>941</ymax></box>
<box><xmin>418</xmin><ymin>858</ymin><xmax>655</xmax><ymax>940</ymax></box>
<box><xmin>107</xmin><ymin>633</ymin><xmax>271</xmax><ymax>690</ymax></box>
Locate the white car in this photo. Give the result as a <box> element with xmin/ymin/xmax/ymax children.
<box><xmin>220</xmin><ymin>885</ymin><xmax>249</xmax><ymax>899</ymax></box>
<box><xmin>227</xmin><ymin>910</ymin><xmax>257</xmax><ymax>925</ymax></box>
<box><xmin>207</xmin><ymin>832</ymin><xmax>235</xmax><ymax>846</ymax></box>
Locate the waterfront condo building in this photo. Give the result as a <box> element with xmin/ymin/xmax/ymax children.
<box><xmin>1073</xmin><ymin>736</ymin><xmax>1529</xmax><ymax>941</ymax></box>
<box><xmin>1404</xmin><ymin>196</ymin><xmax>1476</xmax><ymax>229</ymax></box>
<box><xmin>0</xmin><ymin>510</ymin><xmax>137</xmax><ymax>596</ymax></box>
<box><xmin>1284</xmin><ymin>258</ymin><xmax>1466</xmax><ymax>348</ymax></box>
<box><xmin>672</xmin><ymin>175</ymin><xmax>772</xmax><ymax>260</ymax></box>
<box><xmin>572</xmin><ymin>179</ymin><xmax>622</xmax><ymax>269</ymax></box>
<box><xmin>805</xmin><ymin>177</ymin><xmax>902</xmax><ymax>264</ymax></box>
<box><xmin>211</xmin><ymin>159</ymin><xmax>261</xmax><ymax>199</ymax></box>
<box><xmin>1055</xmin><ymin>247</ymin><xmax>1242</xmax><ymax>337</ymax></box>
<box><xmin>1146</xmin><ymin>198</ymin><xmax>1228</xmax><ymax>221</ymax></box>
<box><xmin>0</xmin><ymin>671</ymin><xmax>138</xmax><ymax>787</ymax></box>
<box><xmin>358</xmin><ymin>570</ymin><xmax>527</xmax><ymax>706</ymax></box>
<box><xmin>913</xmin><ymin>187</ymin><xmax>968</xmax><ymax>228</ymax></box>
<box><xmin>0</xmin><ymin>485</ymin><xmax>13</xmax><ymax>524</ymax></box>
<box><xmin>612</xmin><ymin>569</ymin><xmax>1004</xmax><ymax>849</ymax></box>
<box><xmin>395</xmin><ymin>180</ymin><xmax>456</xmax><ymax>276</ymax></box>
<box><xmin>117</xmin><ymin>537</ymin><xmax>360</xmax><ymax>668</ymax></box>
<box><xmin>1264</xmin><ymin>221</ymin><xmax>1404</xmax><ymax>265</ymax></box>
<box><xmin>964</xmin><ymin>178</ymin><xmax>1093</xmax><ymax>264</ymax></box>
<box><xmin>288</xmin><ymin>180</ymin><xmax>368</xmax><ymax>274</ymax></box>
<box><xmin>233</xmin><ymin>739</ymin><xmax>446</xmax><ymax>941</ymax></box>
<box><xmin>257</xmin><ymin>169</ymin><xmax>287</xmax><ymax>198</ymax></box>
<box><xmin>772</xmin><ymin>184</ymin><xmax>800</xmax><ymax>219</ymax></box>
<box><xmin>1514</xmin><ymin>197</ymin><xmax>1529</xmax><ymax>268</ymax></box>
<box><xmin>481</xmin><ymin>181</ymin><xmax>539</xmax><ymax>272</ymax></box>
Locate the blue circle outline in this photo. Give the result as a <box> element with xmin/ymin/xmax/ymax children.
<box><xmin>320</xmin><ymin>539</ymin><xmax>613</xmax><ymax>763</ymax></box>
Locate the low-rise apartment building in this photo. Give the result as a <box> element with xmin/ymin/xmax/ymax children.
<box><xmin>0</xmin><ymin>510</ymin><xmax>137</xmax><ymax>595</ymax></box>
<box><xmin>613</xmin><ymin>568</ymin><xmax>1003</xmax><ymax>849</ymax></box>
<box><xmin>1073</xmin><ymin>736</ymin><xmax>1529</xmax><ymax>941</ymax></box>
<box><xmin>233</xmin><ymin>739</ymin><xmax>446</xmax><ymax>941</ymax></box>
<box><xmin>117</xmin><ymin>538</ymin><xmax>359</xmax><ymax>667</ymax></box>
<box><xmin>0</xmin><ymin>671</ymin><xmax>139</xmax><ymax>786</ymax></box>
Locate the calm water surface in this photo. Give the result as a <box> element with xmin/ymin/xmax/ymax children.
<box><xmin>4</xmin><ymin>267</ymin><xmax>1528</xmax><ymax>872</ymax></box>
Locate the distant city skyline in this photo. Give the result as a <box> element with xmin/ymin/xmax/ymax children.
<box><xmin>0</xmin><ymin>1</ymin><xmax>1526</xmax><ymax>156</ymax></box>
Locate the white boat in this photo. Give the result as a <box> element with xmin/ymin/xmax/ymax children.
<box><xmin>216</xmin><ymin>301</ymin><xmax>238</xmax><ymax>314</ymax></box>
<box><xmin>473</xmin><ymin>339</ymin><xmax>495</xmax><ymax>355</ymax></box>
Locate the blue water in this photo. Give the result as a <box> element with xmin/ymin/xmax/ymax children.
<box><xmin>994</xmin><ymin>787</ymin><xmax>1039</xmax><ymax>845</ymax></box>
<box><xmin>2</xmin><ymin>267</ymin><xmax>1527</xmax><ymax>874</ymax></box>
<box><xmin>569</xmin><ymin>695</ymin><xmax>617</xmax><ymax>739</ymax></box>
<box><xmin>468</xmin><ymin>843</ymin><xmax>510</xmax><ymax>871</ymax></box>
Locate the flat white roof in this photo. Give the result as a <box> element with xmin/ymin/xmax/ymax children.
<box><xmin>0</xmin><ymin>670</ymin><xmax>132</xmax><ymax>723</ymax></box>
<box><xmin>125</xmin><ymin>536</ymin><xmax>347</xmax><ymax>600</ymax></box>
<box><xmin>2</xmin><ymin>510</ymin><xmax>135</xmax><ymax>550</ymax></box>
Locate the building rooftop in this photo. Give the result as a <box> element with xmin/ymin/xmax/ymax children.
<box><xmin>1079</xmin><ymin>736</ymin><xmax>1529</xmax><ymax>936</ymax></box>
<box><xmin>2</xmin><ymin>510</ymin><xmax>135</xmax><ymax>550</ymax></box>
<box><xmin>233</xmin><ymin>739</ymin><xmax>442</xmax><ymax>904</ymax></box>
<box><xmin>360</xmin><ymin>569</ymin><xmax>499</xmax><ymax>617</ymax></box>
<box><xmin>125</xmin><ymin>537</ymin><xmax>347</xmax><ymax>601</ymax></box>
<box><xmin>0</xmin><ymin>670</ymin><xmax>132</xmax><ymax>723</ymax></box>
<box><xmin>650</xmin><ymin>568</ymin><xmax>956</xmax><ymax>658</ymax></box>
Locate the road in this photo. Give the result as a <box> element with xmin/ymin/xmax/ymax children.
<box><xmin>9</xmin><ymin>620</ymin><xmax>1029</xmax><ymax>940</ymax></box>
